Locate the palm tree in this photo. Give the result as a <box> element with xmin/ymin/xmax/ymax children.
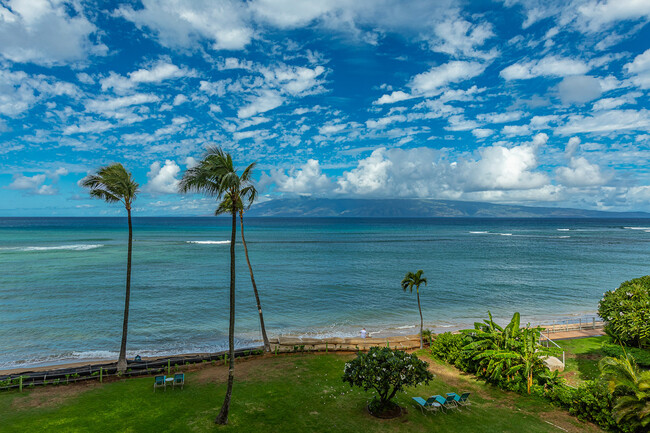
<box><xmin>81</xmin><ymin>163</ymin><xmax>139</xmax><ymax>374</ymax></box>
<box><xmin>600</xmin><ymin>354</ymin><xmax>650</xmax><ymax>430</ymax></box>
<box><xmin>217</xmin><ymin>193</ymin><xmax>271</xmax><ymax>352</ymax></box>
<box><xmin>401</xmin><ymin>270</ymin><xmax>427</xmax><ymax>349</ymax></box>
<box><xmin>179</xmin><ymin>147</ymin><xmax>256</xmax><ymax>425</ymax></box>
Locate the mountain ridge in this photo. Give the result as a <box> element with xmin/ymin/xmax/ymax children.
<box><xmin>246</xmin><ymin>198</ymin><xmax>650</xmax><ymax>218</ymax></box>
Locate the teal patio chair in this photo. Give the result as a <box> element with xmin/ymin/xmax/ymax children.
<box><xmin>447</xmin><ymin>392</ymin><xmax>471</xmax><ymax>406</ymax></box>
<box><xmin>412</xmin><ymin>396</ymin><xmax>442</xmax><ymax>414</ymax></box>
<box><xmin>154</xmin><ymin>375</ymin><xmax>166</xmax><ymax>392</ymax></box>
<box><xmin>173</xmin><ymin>373</ymin><xmax>185</xmax><ymax>389</ymax></box>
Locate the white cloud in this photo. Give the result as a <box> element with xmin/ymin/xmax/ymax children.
<box><xmin>101</xmin><ymin>61</ymin><xmax>193</xmax><ymax>93</ymax></box>
<box><xmin>374</xmin><ymin>90</ymin><xmax>412</xmax><ymax>105</ymax></box>
<box><xmin>63</xmin><ymin>120</ymin><xmax>114</xmax><ymax>135</ymax></box>
<box><xmin>7</xmin><ymin>173</ymin><xmax>58</xmax><ymax>195</ymax></box>
<box><xmin>502</xmin><ymin>124</ymin><xmax>531</xmax><ymax>136</ymax></box>
<box><xmin>557</xmin><ymin>75</ymin><xmax>602</xmax><ymax>104</ymax></box>
<box><xmin>476</xmin><ymin>111</ymin><xmax>524</xmax><ymax>124</ymax></box>
<box><xmin>577</xmin><ymin>0</ymin><xmax>650</xmax><ymax>32</ymax></box>
<box><xmin>237</xmin><ymin>90</ymin><xmax>284</xmax><ymax>118</ymax></box>
<box><xmin>365</xmin><ymin>114</ymin><xmax>406</xmax><ymax>129</ymax></box>
<box><xmin>262</xmin><ymin>159</ymin><xmax>332</xmax><ymax>195</ymax></box>
<box><xmin>565</xmin><ymin>136</ymin><xmax>580</xmax><ymax>157</ymax></box>
<box><xmin>319</xmin><ymin>123</ymin><xmax>347</xmax><ymax>135</ymax></box>
<box><xmin>0</xmin><ymin>0</ymin><xmax>105</xmax><ymax>65</ymax></box>
<box><xmin>85</xmin><ymin>94</ymin><xmax>160</xmax><ymax>113</ymax></box>
<box><xmin>445</xmin><ymin>115</ymin><xmax>480</xmax><ymax>131</ymax></box>
<box><xmin>118</xmin><ymin>0</ymin><xmax>253</xmax><ymax>50</ymax></box>
<box><xmin>336</xmin><ymin>149</ymin><xmax>393</xmax><ymax>195</ymax></box>
<box><xmin>409</xmin><ymin>61</ymin><xmax>486</xmax><ymax>95</ymax></box>
<box><xmin>556</xmin><ymin>157</ymin><xmax>607</xmax><ymax>187</ymax></box>
<box><xmin>472</xmin><ymin>128</ymin><xmax>494</xmax><ymax>138</ymax></box>
<box><xmin>0</xmin><ymin>70</ymin><xmax>78</xmax><ymax>116</ymax></box>
<box><xmin>429</xmin><ymin>15</ymin><xmax>496</xmax><ymax>60</ymax></box>
<box><xmin>624</xmin><ymin>48</ymin><xmax>650</xmax><ymax>89</ymax></box>
<box><xmin>173</xmin><ymin>94</ymin><xmax>188</xmax><ymax>106</ymax></box>
<box><xmin>556</xmin><ymin>109</ymin><xmax>650</xmax><ymax>135</ymax></box>
<box><xmin>145</xmin><ymin>160</ymin><xmax>181</xmax><ymax>194</ymax></box>
<box><xmin>500</xmin><ymin>56</ymin><xmax>589</xmax><ymax>80</ymax></box>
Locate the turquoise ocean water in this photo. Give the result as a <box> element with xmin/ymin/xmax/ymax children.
<box><xmin>1</xmin><ymin>217</ymin><xmax>649</xmax><ymax>369</ymax></box>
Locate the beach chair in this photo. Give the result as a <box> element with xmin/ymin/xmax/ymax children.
<box><xmin>154</xmin><ymin>375</ymin><xmax>166</xmax><ymax>392</ymax></box>
<box><xmin>432</xmin><ymin>395</ymin><xmax>451</xmax><ymax>412</ymax></box>
<box><xmin>173</xmin><ymin>373</ymin><xmax>185</xmax><ymax>390</ymax></box>
<box><xmin>444</xmin><ymin>393</ymin><xmax>460</xmax><ymax>409</ymax></box>
<box><xmin>412</xmin><ymin>396</ymin><xmax>442</xmax><ymax>414</ymax></box>
<box><xmin>449</xmin><ymin>392</ymin><xmax>471</xmax><ymax>406</ymax></box>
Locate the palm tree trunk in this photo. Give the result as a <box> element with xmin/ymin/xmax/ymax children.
<box><xmin>239</xmin><ymin>211</ymin><xmax>271</xmax><ymax>352</ymax></box>
<box><xmin>216</xmin><ymin>206</ymin><xmax>237</xmax><ymax>425</ymax></box>
<box><xmin>417</xmin><ymin>289</ymin><xmax>423</xmax><ymax>350</ymax></box>
<box><xmin>117</xmin><ymin>207</ymin><xmax>132</xmax><ymax>373</ymax></box>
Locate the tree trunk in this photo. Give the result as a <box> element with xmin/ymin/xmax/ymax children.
<box><xmin>417</xmin><ymin>289</ymin><xmax>423</xmax><ymax>350</ymax></box>
<box><xmin>216</xmin><ymin>206</ymin><xmax>237</xmax><ymax>425</ymax></box>
<box><xmin>117</xmin><ymin>207</ymin><xmax>132</xmax><ymax>373</ymax></box>
<box><xmin>240</xmin><ymin>211</ymin><xmax>271</xmax><ymax>352</ymax></box>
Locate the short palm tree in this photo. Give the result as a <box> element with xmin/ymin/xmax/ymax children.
<box><xmin>179</xmin><ymin>147</ymin><xmax>256</xmax><ymax>425</ymax></box>
<box><xmin>401</xmin><ymin>270</ymin><xmax>427</xmax><ymax>349</ymax></box>
<box><xmin>216</xmin><ymin>192</ymin><xmax>271</xmax><ymax>352</ymax></box>
<box><xmin>600</xmin><ymin>354</ymin><xmax>650</xmax><ymax>430</ymax></box>
<box><xmin>81</xmin><ymin>163</ymin><xmax>139</xmax><ymax>374</ymax></box>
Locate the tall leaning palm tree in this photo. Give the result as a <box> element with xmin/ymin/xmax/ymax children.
<box><xmin>81</xmin><ymin>163</ymin><xmax>139</xmax><ymax>374</ymax></box>
<box><xmin>217</xmin><ymin>193</ymin><xmax>271</xmax><ymax>352</ymax></box>
<box><xmin>401</xmin><ymin>270</ymin><xmax>427</xmax><ymax>349</ymax></box>
<box><xmin>179</xmin><ymin>147</ymin><xmax>256</xmax><ymax>425</ymax></box>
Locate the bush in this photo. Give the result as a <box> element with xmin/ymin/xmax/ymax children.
<box><xmin>342</xmin><ymin>347</ymin><xmax>433</xmax><ymax>414</ymax></box>
<box><xmin>601</xmin><ymin>344</ymin><xmax>650</xmax><ymax>368</ymax></box>
<box><xmin>599</xmin><ymin>276</ymin><xmax>650</xmax><ymax>348</ymax></box>
<box><xmin>430</xmin><ymin>332</ymin><xmax>464</xmax><ymax>363</ymax></box>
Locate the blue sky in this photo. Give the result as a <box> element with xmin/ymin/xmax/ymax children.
<box><xmin>1</xmin><ymin>0</ymin><xmax>649</xmax><ymax>216</ymax></box>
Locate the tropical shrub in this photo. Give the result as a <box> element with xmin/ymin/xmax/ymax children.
<box><xmin>599</xmin><ymin>276</ymin><xmax>650</xmax><ymax>348</ymax></box>
<box><xmin>545</xmin><ymin>380</ymin><xmax>620</xmax><ymax>431</ymax></box>
<box><xmin>601</xmin><ymin>344</ymin><xmax>650</xmax><ymax>369</ymax></box>
<box><xmin>600</xmin><ymin>355</ymin><xmax>650</xmax><ymax>432</ymax></box>
<box><xmin>342</xmin><ymin>347</ymin><xmax>434</xmax><ymax>415</ymax></box>
<box><xmin>430</xmin><ymin>332</ymin><xmax>464</xmax><ymax>363</ymax></box>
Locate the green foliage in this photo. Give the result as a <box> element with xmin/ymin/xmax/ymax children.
<box><xmin>599</xmin><ymin>354</ymin><xmax>650</xmax><ymax>431</ymax></box>
<box><xmin>599</xmin><ymin>275</ymin><xmax>650</xmax><ymax>348</ymax></box>
<box><xmin>430</xmin><ymin>332</ymin><xmax>464</xmax><ymax>364</ymax></box>
<box><xmin>342</xmin><ymin>347</ymin><xmax>433</xmax><ymax>412</ymax></box>
<box><xmin>601</xmin><ymin>344</ymin><xmax>650</xmax><ymax>369</ymax></box>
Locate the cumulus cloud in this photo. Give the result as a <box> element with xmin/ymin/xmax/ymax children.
<box><xmin>118</xmin><ymin>0</ymin><xmax>254</xmax><ymax>50</ymax></box>
<box><xmin>409</xmin><ymin>61</ymin><xmax>486</xmax><ymax>95</ymax></box>
<box><xmin>237</xmin><ymin>90</ymin><xmax>285</xmax><ymax>118</ymax></box>
<box><xmin>429</xmin><ymin>14</ymin><xmax>496</xmax><ymax>60</ymax></box>
<box><xmin>472</xmin><ymin>128</ymin><xmax>494</xmax><ymax>138</ymax></box>
<box><xmin>500</xmin><ymin>56</ymin><xmax>589</xmax><ymax>80</ymax></box>
<box><xmin>565</xmin><ymin>136</ymin><xmax>581</xmax><ymax>157</ymax></box>
<box><xmin>577</xmin><ymin>0</ymin><xmax>650</xmax><ymax>32</ymax></box>
<box><xmin>0</xmin><ymin>0</ymin><xmax>106</xmax><ymax>65</ymax></box>
<box><xmin>145</xmin><ymin>160</ymin><xmax>181</xmax><ymax>194</ymax></box>
<box><xmin>0</xmin><ymin>70</ymin><xmax>78</xmax><ymax>116</ymax></box>
<box><xmin>85</xmin><ymin>94</ymin><xmax>160</xmax><ymax>113</ymax></box>
<box><xmin>374</xmin><ymin>90</ymin><xmax>412</xmax><ymax>105</ymax></box>
<box><xmin>556</xmin><ymin>157</ymin><xmax>607</xmax><ymax>187</ymax></box>
<box><xmin>100</xmin><ymin>61</ymin><xmax>193</xmax><ymax>93</ymax></box>
<box><xmin>624</xmin><ymin>49</ymin><xmax>650</xmax><ymax>89</ymax></box>
<box><xmin>7</xmin><ymin>171</ymin><xmax>62</xmax><ymax>195</ymax></box>
<box><xmin>261</xmin><ymin>159</ymin><xmax>332</xmax><ymax>195</ymax></box>
<box><xmin>556</xmin><ymin>109</ymin><xmax>650</xmax><ymax>135</ymax></box>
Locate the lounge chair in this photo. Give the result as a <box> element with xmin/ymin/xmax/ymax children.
<box><xmin>173</xmin><ymin>373</ymin><xmax>185</xmax><ymax>389</ymax></box>
<box><xmin>412</xmin><ymin>396</ymin><xmax>442</xmax><ymax>414</ymax></box>
<box><xmin>432</xmin><ymin>395</ymin><xmax>452</xmax><ymax>412</ymax></box>
<box><xmin>447</xmin><ymin>392</ymin><xmax>471</xmax><ymax>406</ymax></box>
<box><xmin>154</xmin><ymin>375</ymin><xmax>166</xmax><ymax>392</ymax></box>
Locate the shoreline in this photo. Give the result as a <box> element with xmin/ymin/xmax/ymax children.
<box><xmin>0</xmin><ymin>320</ymin><xmax>605</xmax><ymax>376</ymax></box>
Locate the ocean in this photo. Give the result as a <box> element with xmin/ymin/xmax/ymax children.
<box><xmin>1</xmin><ymin>217</ymin><xmax>649</xmax><ymax>369</ymax></box>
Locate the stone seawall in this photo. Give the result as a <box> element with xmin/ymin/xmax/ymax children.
<box><xmin>269</xmin><ymin>334</ymin><xmax>422</xmax><ymax>352</ymax></box>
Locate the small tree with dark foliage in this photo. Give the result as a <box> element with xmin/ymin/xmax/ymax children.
<box><xmin>342</xmin><ymin>347</ymin><xmax>434</xmax><ymax>416</ymax></box>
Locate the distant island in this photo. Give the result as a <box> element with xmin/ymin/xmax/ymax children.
<box><xmin>247</xmin><ymin>197</ymin><xmax>650</xmax><ymax>218</ymax></box>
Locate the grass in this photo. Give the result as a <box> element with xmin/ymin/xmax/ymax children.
<box><xmin>557</xmin><ymin>336</ymin><xmax>650</xmax><ymax>385</ymax></box>
<box><xmin>0</xmin><ymin>351</ymin><xmax>602</xmax><ymax>433</ymax></box>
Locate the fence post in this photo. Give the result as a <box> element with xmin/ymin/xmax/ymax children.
<box><xmin>167</xmin><ymin>359</ymin><xmax>171</xmax><ymax>376</ymax></box>
<box><xmin>19</xmin><ymin>376</ymin><xmax>23</xmax><ymax>392</ymax></box>
<box><xmin>579</xmin><ymin>319</ymin><xmax>582</xmax><ymax>330</ymax></box>
<box><xmin>100</xmin><ymin>367</ymin><xmax>103</xmax><ymax>383</ymax></box>
<box><xmin>592</xmin><ymin>318</ymin><xmax>595</xmax><ymax>329</ymax></box>
<box><xmin>325</xmin><ymin>342</ymin><xmax>328</xmax><ymax>353</ymax></box>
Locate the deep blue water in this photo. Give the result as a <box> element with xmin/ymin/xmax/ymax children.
<box><xmin>1</xmin><ymin>217</ymin><xmax>649</xmax><ymax>368</ymax></box>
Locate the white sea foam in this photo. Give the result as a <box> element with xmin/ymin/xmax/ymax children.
<box><xmin>623</xmin><ymin>227</ymin><xmax>650</xmax><ymax>230</ymax></box>
<box><xmin>557</xmin><ymin>236</ymin><xmax>570</xmax><ymax>239</ymax></box>
<box><xmin>0</xmin><ymin>244</ymin><xmax>104</xmax><ymax>252</ymax></box>
<box><xmin>499</xmin><ymin>233</ymin><xmax>513</xmax><ymax>236</ymax></box>
<box><xmin>186</xmin><ymin>240</ymin><xmax>230</xmax><ymax>245</ymax></box>
<box><xmin>557</xmin><ymin>229</ymin><xmax>570</xmax><ymax>231</ymax></box>
<box><xmin>469</xmin><ymin>231</ymin><xmax>488</xmax><ymax>234</ymax></box>
<box><xmin>395</xmin><ymin>325</ymin><xmax>416</xmax><ymax>329</ymax></box>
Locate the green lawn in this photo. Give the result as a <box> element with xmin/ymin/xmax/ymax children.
<box><xmin>557</xmin><ymin>336</ymin><xmax>650</xmax><ymax>385</ymax></box>
<box><xmin>0</xmin><ymin>352</ymin><xmax>602</xmax><ymax>433</ymax></box>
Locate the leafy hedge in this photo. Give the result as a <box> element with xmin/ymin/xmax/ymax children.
<box><xmin>599</xmin><ymin>275</ymin><xmax>650</xmax><ymax>348</ymax></box>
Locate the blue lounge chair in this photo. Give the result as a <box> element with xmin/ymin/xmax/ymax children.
<box><xmin>444</xmin><ymin>394</ymin><xmax>459</xmax><ymax>409</ymax></box>
<box><xmin>432</xmin><ymin>395</ymin><xmax>451</xmax><ymax>412</ymax></box>
<box><xmin>173</xmin><ymin>373</ymin><xmax>185</xmax><ymax>389</ymax></box>
<box><xmin>447</xmin><ymin>392</ymin><xmax>471</xmax><ymax>406</ymax></box>
<box><xmin>154</xmin><ymin>375</ymin><xmax>166</xmax><ymax>392</ymax></box>
<box><xmin>412</xmin><ymin>396</ymin><xmax>442</xmax><ymax>414</ymax></box>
